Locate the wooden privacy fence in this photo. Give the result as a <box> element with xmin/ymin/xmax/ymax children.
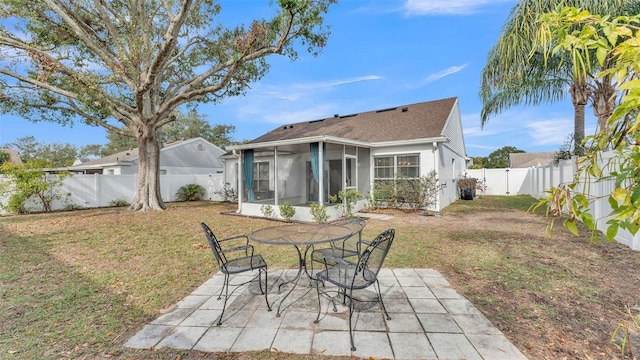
<box><xmin>0</xmin><ymin>173</ymin><xmax>227</xmax><ymax>213</ymax></box>
<box><xmin>466</xmin><ymin>150</ymin><xmax>639</xmax><ymax>250</ymax></box>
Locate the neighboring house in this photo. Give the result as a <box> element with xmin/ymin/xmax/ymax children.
<box><xmin>509</xmin><ymin>152</ymin><xmax>556</xmax><ymax>168</ymax></box>
<box><xmin>0</xmin><ymin>148</ymin><xmax>22</xmax><ymax>164</ymax></box>
<box><xmin>67</xmin><ymin>137</ymin><xmax>226</xmax><ymax>175</ymax></box>
<box><xmin>225</xmin><ymin>97</ymin><xmax>469</xmax><ymax>221</ymax></box>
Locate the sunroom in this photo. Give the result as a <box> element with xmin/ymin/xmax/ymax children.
<box><xmin>225</xmin><ymin>137</ymin><xmax>371</xmax><ymax>222</ymax></box>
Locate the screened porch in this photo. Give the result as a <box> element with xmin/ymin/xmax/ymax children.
<box><xmin>232</xmin><ymin>140</ymin><xmax>371</xmax><ymax>222</ymax></box>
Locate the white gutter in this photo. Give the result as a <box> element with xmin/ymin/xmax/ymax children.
<box><xmin>371</xmin><ymin>137</ymin><xmax>450</xmax><ymax>148</ymax></box>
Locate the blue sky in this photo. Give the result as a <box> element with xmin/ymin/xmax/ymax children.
<box><xmin>0</xmin><ymin>0</ymin><xmax>598</xmax><ymax>157</ymax></box>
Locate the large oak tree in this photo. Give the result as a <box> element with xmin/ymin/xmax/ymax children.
<box><xmin>0</xmin><ymin>0</ymin><xmax>335</xmax><ymax>211</ymax></box>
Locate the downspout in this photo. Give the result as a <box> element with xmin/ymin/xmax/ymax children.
<box><xmin>274</xmin><ymin>147</ymin><xmax>278</xmax><ymax>206</ymax></box>
<box><xmin>342</xmin><ymin>145</ymin><xmax>346</xmax><ymax>204</ymax></box>
<box><xmin>433</xmin><ymin>142</ymin><xmax>440</xmax><ymax>211</ymax></box>
<box><xmin>319</xmin><ymin>141</ymin><xmax>324</xmax><ymax>204</ymax></box>
<box><xmin>233</xmin><ymin>149</ymin><xmax>242</xmax><ymax>213</ymax></box>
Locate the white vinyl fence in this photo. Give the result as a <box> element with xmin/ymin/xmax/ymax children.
<box><xmin>0</xmin><ymin>173</ymin><xmax>227</xmax><ymax>213</ymax></box>
<box><xmin>3</xmin><ymin>151</ymin><xmax>639</xmax><ymax>250</ymax></box>
<box><xmin>466</xmin><ymin>150</ymin><xmax>640</xmax><ymax>250</ymax></box>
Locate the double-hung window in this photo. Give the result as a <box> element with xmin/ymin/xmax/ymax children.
<box><xmin>397</xmin><ymin>155</ymin><xmax>420</xmax><ymax>178</ymax></box>
<box><xmin>374</xmin><ymin>154</ymin><xmax>420</xmax><ymax>204</ymax></box>
<box><xmin>374</xmin><ymin>154</ymin><xmax>420</xmax><ymax>180</ymax></box>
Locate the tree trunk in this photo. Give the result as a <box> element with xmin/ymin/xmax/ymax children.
<box><xmin>129</xmin><ymin>124</ymin><xmax>166</xmax><ymax>212</ymax></box>
<box><xmin>592</xmin><ymin>78</ymin><xmax>616</xmax><ymax>134</ymax></box>
<box><xmin>569</xmin><ymin>81</ymin><xmax>589</xmax><ymax>156</ymax></box>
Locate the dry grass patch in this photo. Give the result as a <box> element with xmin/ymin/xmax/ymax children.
<box><xmin>1</xmin><ymin>197</ymin><xmax>640</xmax><ymax>359</ymax></box>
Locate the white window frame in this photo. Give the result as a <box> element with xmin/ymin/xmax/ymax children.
<box><xmin>374</xmin><ymin>154</ymin><xmax>420</xmax><ymax>180</ymax></box>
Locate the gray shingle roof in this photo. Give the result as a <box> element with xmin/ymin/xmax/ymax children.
<box><xmin>249</xmin><ymin>97</ymin><xmax>458</xmax><ymax>144</ymax></box>
<box><xmin>509</xmin><ymin>152</ymin><xmax>557</xmax><ymax>168</ymax></box>
<box><xmin>75</xmin><ymin>148</ymin><xmax>139</xmax><ymax>166</ymax></box>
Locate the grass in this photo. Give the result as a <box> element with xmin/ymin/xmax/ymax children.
<box><xmin>1</xmin><ymin>196</ymin><xmax>639</xmax><ymax>359</ymax></box>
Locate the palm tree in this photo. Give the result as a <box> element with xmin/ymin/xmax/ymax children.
<box><xmin>480</xmin><ymin>0</ymin><xmax>632</xmax><ymax>155</ymax></box>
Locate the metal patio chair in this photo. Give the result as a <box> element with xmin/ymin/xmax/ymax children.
<box><xmin>200</xmin><ymin>222</ymin><xmax>271</xmax><ymax>325</ymax></box>
<box><xmin>313</xmin><ymin>228</ymin><xmax>395</xmax><ymax>351</ymax></box>
<box><xmin>310</xmin><ymin>217</ymin><xmax>366</xmax><ymax>265</ymax></box>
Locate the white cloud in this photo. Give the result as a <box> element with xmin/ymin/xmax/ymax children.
<box><xmin>424</xmin><ymin>64</ymin><xmax>468</xmax><ymax>84</ymax></box>
<box><xmin>262</xmin><ymin>105</ymin><xmax>336</xmax><ymax>125</ymax></box>
<box><xmin>295</xmin><ymin>75</ymin><xmax>382</xmax><ymax>90</ymax></box>
<box><xmin>461</xmin><ymin>111</ymin><xmax>510</xmax><ymax>137</ymax></box>
<box><xmin>403</xmin><ymin>0</ymin><xmax>515</xmax><ymax>15</ymax></box>
<box><xmin>406</xmin><ymin>64</ymin><xmax>468</xmax><ymax>89</ymax></box>
<box><xmin>232</xmin><ymin>85</ymin><xmax>338</xmax><ymax>125</ymax></box>
<box><xmin>526</xmin><ymin>119</ymin><xmax>573</xmax><ymax>146</ymax></box>
<box><xmin>229</xmin><ymin>75</ymin><xmax>382</xmax><ymax>126</ymax></box>
<box><xmin>462</xmin><ymin>109</ymin><xmax>575</xmax><ymax>155</ymax></box>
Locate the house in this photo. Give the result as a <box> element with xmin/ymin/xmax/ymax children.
<box><xmin>67</xmin><ymin>137</ymin><xmax>226</xmax><ymax>175</ymax></box>
<box><xmin>0</xmin><ymin>148</ymin><xmax>22</xmax><ymax>164</ymax></box>
<box><xmin>225</xmin><ymin>97</ymin><xmax>468</xmax><ymax>221</ymax></box>
<box><xmin>509</xmin><ymin>152</ymin><xmax>556</xmax><ymax>168</ymax></box>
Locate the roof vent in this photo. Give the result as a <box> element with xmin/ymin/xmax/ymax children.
<box><xmin>282</xmin><ymin>125</ymin><xmax>294</xmax><ymax>130</ymax></box>
<box><xmin>334</xmin><ymin>114</ymin><xmax>339</xmax><ymax>118</ymax></box>
<box><xmin>376</xmin><ymin>107</ymin><xmax>397</xmax><ymax>113</ymax></box>
<box><xmin>402</xmin><ymin>107</ymin><xmax>408</xmax><ymax>112</ymax></box>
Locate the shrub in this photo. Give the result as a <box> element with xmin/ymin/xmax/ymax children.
<box><xmin>109</xmin><ymin>198</ymin><xmax>130</xmax><ymax>207</ymax></box>
<box><xmin>373</xmin><ymin>170</ymin><xmax>440</xmax><ymax>209</ymax></box>
<box><xmin>175</xmin><ymin>183</ymin><xmax>206</xmax><ymax>201</ymax></box>
<box><xmin>397</xmin><ymin>171</ymin><xmax>440</xmax><ymax>209</ymax></box>
<box><xmin>260</xmin><ymin>204</ymin><xmax>274</xmax><ymax>218</ymax></box>
<box><xmin>63</xmin><ymin>203</ymin><xmax>85</xmax><ymax>211</ymax></box>
<box><xmin>457</xmin><ymin>177</ymin><xmax>477</xmax><ymax>190</ymax></box>
<box><xmin>279</xmin><ymin>201</ymin><xmax>295</xmax><ymax>222</ymax></box>
<box><xmin>213</xmin><ymin>182</ymin><xmax>237</xmax><ymax>202</ymax></box>
<box><xmin>309</xmin><ymin>202</ymin><xmax>329</xmax><ymax>223</ymax></box>
<box><xmin>329</xmin><ymin>188</ymin><xmax>363</xmax><ymax>217</ymax></box>
<box><xmin>0</xmin><ymin>160</ymin><xmax>71</xmax><ymax>213</ymax></box>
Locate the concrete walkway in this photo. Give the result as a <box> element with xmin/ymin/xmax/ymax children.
<box><xmin>125</xmin><ymin>268</ymin><xmax>527</xmax><ymax>359</ymax></box>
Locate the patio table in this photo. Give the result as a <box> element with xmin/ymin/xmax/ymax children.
<box><xmin>249</xmin><ymin>223</ymin><xmax>353</xmax><ymax>316</ymax></box>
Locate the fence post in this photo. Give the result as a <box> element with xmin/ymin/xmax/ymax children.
<box><xmin>505</xmin><ymin>168</ymin><xmax>510</xmax><ymax>195</ymax></box>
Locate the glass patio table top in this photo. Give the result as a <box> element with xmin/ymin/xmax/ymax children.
<box><xmin>249</xmin><ymin>223</ymin><xmax>353</xmax><ymax>246</ymax></box>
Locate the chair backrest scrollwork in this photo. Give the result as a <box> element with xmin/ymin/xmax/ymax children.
<box><xmin>200</xmin><ymin>222</ymin><xmax>228</xmax><ymax>269</ymax></box>
<box><xmin>355</xmin><ymin>228</ymin><xmax>395</xmax><ymax>283</ymax></box>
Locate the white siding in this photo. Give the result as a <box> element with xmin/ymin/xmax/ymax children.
<box><xmin>441</xmin><ymin>99</ymin><xmax>467</xmax><ymax>158</ymax></box>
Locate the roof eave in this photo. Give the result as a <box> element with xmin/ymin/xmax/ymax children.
<box><xmin>227</xmin><ymin>135</ymin><xmax>372</xmax><ymax>150</ymax></box>
<box><xmin>66</xmin><ymin>161</ymin><xmax>135</xmax><ymax>170</ymax></box>
<box><xmin>369</xmin><ymin>136</ymin><xmax>450</xmax><ymax>148</ymax></box>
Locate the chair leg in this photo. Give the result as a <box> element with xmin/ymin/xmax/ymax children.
<box><xmin>314</xmin><ymin>278</ymin><xmax>322</xmax><ymax>324</ymax></box>
<box><xmin>262</xmin><ymin>268</ymin><xmax>272</xmax><ymax>311</ymax></box>
<box><xmin>217</xmin><ymin>272</ymin><xmax>228</xmax><ymax>300</ymax></box>
<box><xmin>217</xmin><ymin>272</ymin><xmax>231</xmax><ymax>326</ymax></box>
<box><xmin>258</xmin><ymin>268</ymin><xmax>265</xmax><ymax>294</ymax></box>
<box><xmin>375</xmin><ymin>280</ymin><xmax>391</xmax><ymax>320</ymax></box>
<box><xmin>347</xmin><ymin>288</ymin><xmax>356</xmax><ymax>351</ymax></box>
